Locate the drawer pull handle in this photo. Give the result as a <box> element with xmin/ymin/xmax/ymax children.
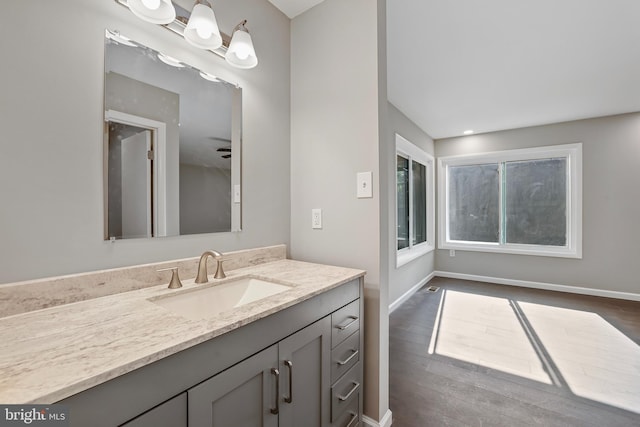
<box><xmin>337</xmin><ymin>349</ymin><xmax>359</xmax><ymax>366</ymax></box>
<box><xmin>270</xmin><ymin>368</ymin><xmax>280</xmax><ymax>415</ymax></box>
<box><xmin>336</xmin><ymin>316</ymin><xmax>358</xmax><ymax>331</ymax></box>
<box><xmin>284</xmin><ymin>360</ymin><xmax>293</xmax><ymax>404</ymax></box>
<box><xmin>338</xmin><ymin>381</ymin><xmax>360</xmax><ymax>401</ymax></box>
<box><xmin>346</xmin><ymin>412</ymin><xmax>359</xmax><ymax>427</ymax></box>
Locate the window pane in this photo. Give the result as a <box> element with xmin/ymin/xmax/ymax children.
<box><xmin>397</xmin><ymin>155</ymin><xmax>410</xmax><ymax>250</ymax></box>
<box><xmin>412</xmin><ymin>161</ymin><xmax>427</xmax><ymax>245</ymax></box>
<box><xmin>448</xmin><ymin>164</ymin><xmax>500</xmax><ymax>243</ymax></box>
<box><xmin>505</xmin><ymin>158</ymin><xmax>567</xmax><ymax>246</ymax></box>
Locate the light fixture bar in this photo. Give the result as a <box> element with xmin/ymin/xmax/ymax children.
<box><xmin>105</xmin><ymin>29</ymin><xmax>241</xmax><ymax>87</ymax></box>
<box><xmin>114</xmin><ymin>0</ymin><xmax>231</xmax><ymax>60</ymax></box>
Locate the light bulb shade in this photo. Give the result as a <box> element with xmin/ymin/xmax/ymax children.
<box><xmin>127</xmin><ymin>0</ymin><xmax>176</xmax><ymax>24</ymax></box>
<box><xmin>225</xmin><ymin>28</ymin><xmax>258</xmax><ymax>69</ymax></box>
<box><xmin>184</xmin><ymin>3</ymin><xmax>223</xmax><ymax>50</ymax></box>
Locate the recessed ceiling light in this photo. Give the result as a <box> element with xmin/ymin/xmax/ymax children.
<box><xmin>463</xmin><ymin>130</ymin><xmax>474</xmax><ymax>135</ymax></box>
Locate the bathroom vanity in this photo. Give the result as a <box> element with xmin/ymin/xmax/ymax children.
<box><xmin>62</xmin><ymin>276</ymin><xmax>363</xmax><ymax>427</ymax></box>
<box><xmin>0</xmin><ymin>249</ymin><xmax>364</xmax><ymax>427</ymax></box>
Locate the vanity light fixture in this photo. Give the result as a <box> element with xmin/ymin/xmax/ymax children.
<box><xmin>118</xmin><ymin>0</ymin><xmax>258</xmax><ymax>69</ymax></box>
<box><xmin>127</xmin><ymin>0</ymin><xmax>176</xmax><ymax>24</ymax></box>
<box><xmin>463</xmin><ymin>129</ymin><xmax>474</xmax><ymax>135</ymax></box>
<box><xmin>183</xmin><ymin>0</ymin><xmax>223</xmax><ymax>50</ymax></box>
<box><xmin>157</xmin><ymin>53</ymin><xmax>185</xmax><ymax>67</ymax></box>
<box><xmin>225</xmin><ymin>20</ymin><xmax>258</xmax><ymax>69</ymax></box>
<box><xmin>105</xmin><ymin>29</ymin><xmax>137</xmax><ymax>47</ymax></box>
<box><xmin>199</xmin><ymin>71</ymin><xmax>220</xmax><ymax>82</ymax></box>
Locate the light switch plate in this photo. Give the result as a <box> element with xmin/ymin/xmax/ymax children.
<box><xmin>312</xmin><ymin>209</ymin><xmax>322</xmax><ymax>229</ymax></box>
<box><xmin>357</xmin><ymin>171</ymin><xmax>373</xmax><ymax>198</ymax></box>
<box><xmin>233</xmin><ymin>185</ymin><xmax>241</xmax><ymax>204</ymax></box>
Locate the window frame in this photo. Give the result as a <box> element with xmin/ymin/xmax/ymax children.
<box><xmin>396</xmin><ymin>134</ymin><xmax>436</xmax><ymax>268</ymax></box>
<box><xmin>438</xmin><ymin>143</ymin><xmax>582</xmax><ymax>258</ymax></box>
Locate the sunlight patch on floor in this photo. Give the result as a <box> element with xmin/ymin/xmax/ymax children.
<box><xmin>519</xmin><ymin>302</ymin><xmax>640</xmax><ymax>414</ymax></box>
<box><xmin>434</xmin><ymin>290</ymin><xmax>552</xmax><ymax>384</ymax></box>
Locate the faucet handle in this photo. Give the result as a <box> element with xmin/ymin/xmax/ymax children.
<box><xmin>214</xmin><ymin>258</ymin><xmax>226</xmax><ymax>279</ymax></box>
<box><xmin>158</xmin><ymin>267</ymin><xmax>183</xmax><ymax>289</ymax></box>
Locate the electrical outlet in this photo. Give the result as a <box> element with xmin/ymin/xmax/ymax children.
<box><xmin>312</xmin><ymin>209</ymin><xmax>322</xmax><ymax>229</ymax></box>
<box><xmin>449</xmin><ymin>249</ymin><xmax>456</xmax><ymax>257</ymax></box>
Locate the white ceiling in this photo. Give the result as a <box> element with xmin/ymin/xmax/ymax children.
<box><xmin>268</xmin><ymin>0</ymin><xmax>326</xmax><ymax>19</ymax></box>
<box><xmin>270</xmin><ymin>0</ymin><xmax>640</xmax><ymax>140</ymax></box>
<box><xmin>387</xmin><ymin>0</ymin><xmax>640</xmax><ymax>139</ymax></box>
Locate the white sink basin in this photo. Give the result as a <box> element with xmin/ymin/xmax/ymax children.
<box><xmin>151</xmin><ymin>278</ymin><xmax>292</xmax><ymax>321</ymax></box>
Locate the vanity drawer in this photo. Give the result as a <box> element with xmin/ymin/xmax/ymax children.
<box><xmin>331</xmin><ymin>299</ymin><xmax>360</xmax><ymax>348</ymax></box>
<box><xmin>331</xmin><ymin>330</ymin><xmax>360</xmax><ymax>383</ymax></box>
<box><xmin>331</xmin><ymin>362</ymin><xmax>362</xmax><ymax>422</ymax></box>
<box><xmin>332</xmin><ymin>391</ymin><xmax>360</xmax><ymax>427</ymax></box>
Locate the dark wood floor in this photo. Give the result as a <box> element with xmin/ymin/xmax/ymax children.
<box><xmin>389</xmin><ymin>277</ymin><xmax>640</xmax><ymax>427</ymax></box>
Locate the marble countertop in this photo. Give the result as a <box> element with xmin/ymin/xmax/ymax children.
<box><xmin>0</xmin><ymin>259</ymin><xmax>364</xmax><ymax>404</ymax></box>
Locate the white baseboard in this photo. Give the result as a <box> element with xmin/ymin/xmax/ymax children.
<box><xmin>362</xmin><ymin>409</ymin><xmax>393</xmax><ymax>427</ymax></box>
<box><xmin>434</xmin><ymin>271</ymin><xmax>640</xmax><ymax>302</ymax></box>
<box><xmin>388</xmin><ymin>271</ymin><xmax>436</xmax><ymax>313</ymax></box>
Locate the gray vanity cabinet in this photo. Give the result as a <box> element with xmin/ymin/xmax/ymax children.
<box><xmin>189</xmin><ymin>316</ymin><xmax>332</xmax><ymax>427</ymax></box>
<box><xmin>188</xmin><ymin>345</ymin><xmax>279</xmax><ymax>427</ymax></box>
<box><xmin>120</xmin><ymin>393</ymin><xmax>187</xmax><ymax>427</ymax></box>
<box><xmin>278</xmin><ymin>316</ymin><xmax>331</xmax><ymax>427</ymax></box>
<box><xmin>59</xmin><ymin>278</ymin><xmax>362</xmax><ymax>427</ymax></box>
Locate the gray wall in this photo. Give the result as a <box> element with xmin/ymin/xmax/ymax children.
<box><xmin>0</xmin><ymin>0</ymin><xmax>290</xmax><ymax>283</ymax></box>
<box><xmin>290</xmin><ymin>0</ymin><xmax>388</xmax><ymax>421</ymax></box>
<box><xmin>435</xmin><ymin>113</ymin><xmax>640</xmax><ymax>294</ymax></box>
<box><xmin>386</xmin><ymin>103</ymin><xmax>436</xmax><ymax>304</ymax></box>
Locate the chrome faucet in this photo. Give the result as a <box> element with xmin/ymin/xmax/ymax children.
<box><xmin>195</xmin><ymin>250</ymin><xmax>226</xmax><ymax>283</ymax></box>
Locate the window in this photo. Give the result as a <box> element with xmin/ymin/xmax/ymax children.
<box><xmin>438</xmin><ymin>143</ymin><xmax>582</xmax><ymax>258</ymax></box>
<box><xmin>396</xmin><ymin>134</ymin><xmax>435</xmax><ymax>267</ymax></box>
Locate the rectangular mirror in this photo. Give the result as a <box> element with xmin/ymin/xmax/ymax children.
<box><xmin>104</xmin><ymin>30</ymin><xmax>241</xmax><ymax>240</ymax></box>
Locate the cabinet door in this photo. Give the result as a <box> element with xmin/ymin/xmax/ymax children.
<box><xmin>188</xmin><ymin>344</ymin><xmax>279</xmax><ymax>427</ymax></box>
<box><xmin>120</xmin><ymin>393</ymin><xmax>187</xmax><ymax>427</ymax></box>
<box><xmin>278</xmin><ymin>316</ymin><xmax>331</xmax><ymax>427</ymax></box>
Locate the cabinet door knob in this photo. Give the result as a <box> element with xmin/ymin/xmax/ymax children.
<box><xmin>284</xmin><ymin>360</ymin><xmax>293</xmax><ymax>404</ymax></box>
<box><xmin>270</xmin><ymin>368</ymin><xmax>280</xmax><ymax>415</ymax></box>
